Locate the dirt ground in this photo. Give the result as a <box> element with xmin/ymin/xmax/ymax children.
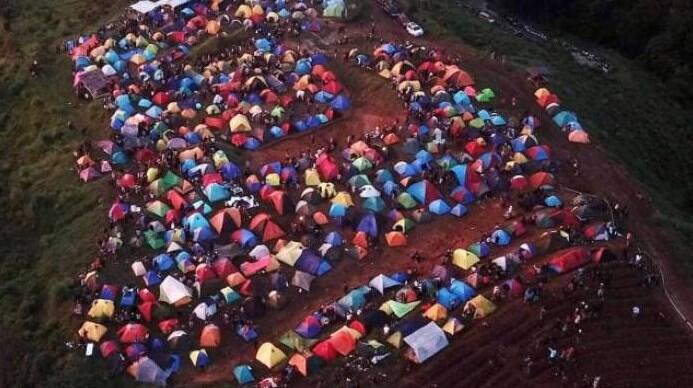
<box><xmin>175</xmin><ymin>7</ymin><xmax>693</xmax><ymax>388</ymax></box>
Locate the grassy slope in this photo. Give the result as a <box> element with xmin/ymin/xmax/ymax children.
<box><xmin>404</xmin><ymin>0</ymin><xmax>693</xmax><ymax>266</ymax></box>
<box><xmin>0</xmin><ymin>0</ymin><xmax>691</xmax><ymax>386</ymax></box>
<box><xmin>0</xmin><ymin>0</ymin><xmax>132</xmax><ymax>386</ymax></box>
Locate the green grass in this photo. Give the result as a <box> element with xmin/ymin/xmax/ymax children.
<box><xmin>404</xmin><ymin>0</ymin><xmax>693</xmax><ymax>268</ymax></box>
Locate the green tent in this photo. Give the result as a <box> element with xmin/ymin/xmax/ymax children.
<box><xmin>469</xmin><ymin>117</ymin><xmax>485</xmax><ymax>129</ymax></box>
<box><xmin>397</xmin><ymin>192</ymin><xmax>418</xmax><ymax>209</ymax></box>
<box><xmin>476</xmin><ymin>88</ymin><xmax>495</xmax><ymax>103</ymax></box>
<box><xmin>279</xmin><ymin>330</ymin><xmax>317</xmax><ymax>351</ymax></box>
<box><xmin>383</xmin><ymin>300</ymin><xmax>420</xmax><ymax>318</ymax></box>
<box><xmin>323</xmin><ymin>3</ymin><xmax>345</xmax><ymax>18</ymax></box>
<box><xmin>144</xmin><ymin>230</ymin><xmax>165</xmax><ymax>250</ymax></box>
<box><xmin>352</xmin><ymin>157</ymin><xmax>373</xmax><ymax>172</ymax></box>
<box><xmin>348</xmin><ymin>174</ymin><xmax>371</xmax><ymax>189</ymax></box>
<box><xmin>162</xmin><ymin>171</ymin><xmax>182</xmax><ymax>190</ymax></box>
<box><xmin>147</xmin><ymin>200</ymin><xmax>170</xmax><ymax>218</ymax></box>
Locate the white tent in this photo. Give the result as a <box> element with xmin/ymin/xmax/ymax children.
<box><xmin>130</xmin><ymin>356</ymin><xmax>170</xmax><ymax>386</ymax></box>
<box><xmin>159</xmin><ymin>276</ymin><xmax>192</xmax><ymax>306</ymax></box>
<box><xmin>368</xmin><ymin>274</ymin><xmax>401</xmax><ymax>295</ymax></box>
<box><xmin>131</xmin><ymin>261</ymin><xmax>146</xmax><ymax>277</ymax></box>
<box><xmin>193</xmin><ymin>302</ymin><xmax>218</xmax><ymax>320</ymax></box>
<box><xmin>130</xmin><ymin>0</ymin><xmax>159</xmax><ymax>14</ymax></box>
<box><xmin>403</xmin><ymin>322</ymin><xmax>449</xmax><ymax>363</ymax></box>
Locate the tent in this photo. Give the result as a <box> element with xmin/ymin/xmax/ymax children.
<box><xmin>452</xmin><ymin>249</ymin><xmax>480</xmax><ymax>270</ymax></box>
<box><xmin>549</xmin><ymin>247</ymin><xmax>589</xmax><ymax>273</ymax></box>
<box><xmin>127</xmin><ymin>356</ymin><xmax>170</xmax><ymax>386</ymax></box>
<box><xmin>159</xmin><ymin>276</ymin><xmax>192</xmax><ymax>306</ymax></box>
<box><xmin>380</xmin><ymin>300</ymin><xmax>420</xmax><ymax>318</ymax></box>
<box><xmin>234</xmin><ymin>364</ymin><xmax>254</xmax><ymax>385</ymax></box>
<box><xmin>369</xmin><ymin>274</ymin><xmax>402</xmax><ymax>294</ymax></box>
<box><xmin>288</xmin><ymin>353</ymin><xmax>324</xmax><ymax>376</ymax></box>
<box><xmin>256</xmin><ymin>342</ymin><xmax>287</xmax><ymax>369</ymax></box>
<box><xmin>465</xmin><ymin>295</ymin><xmax>497</xmax><ymax>319</ymax></box>
<box><xmin>423</xmin><ymin>303</ymin><xmax>448</xmax><ymax>322</ymax></box>
<box><xmin>199</xmin><ymin>324</ymin><xmax>221</xmax><ymax>347</ymax></box>
<box><xmin>403</xmin><ymin>322</ymin><xmax>449</xmax><ymax>363</ymax></box>
<box><xmin>442</xmin><ymin>317</ymin><xmax>464</xmax><ymax>335</ymax></box>
<box><xmin>78</xmin><ymin>321</ymin><xmax>108</xmax><ymax>342</ymax></box>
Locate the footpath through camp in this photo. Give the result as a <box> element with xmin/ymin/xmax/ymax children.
<box><xmin>64</xmin><ymin>0</ymin><xmax>693</xmax><ymax>387</ymax></box>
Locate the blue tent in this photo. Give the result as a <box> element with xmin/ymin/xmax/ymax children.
<box><xmin>468</xmin><ymin>241</ymin><xmax>491</xmax><ymax>258</ymax></box>
<box><xmin>357</xmin><ymin>213</ymin><xmax>378</xmax><ymax>237</ymax></box>
<box><xmin>311</xmin><ymin>52</ymin><xmax>329</xmax><ymax>65</ymax></box>
<box><xmin>111</xmin><ymin>151</ymin><xmax>128</xmax><ymax>165</ymax></box>
<box><xmin>233</xmin><ymin>229</ymin><xmax>257</xmax><ymax>249</ymax></box>
<box><xmin>330</xmin><ymin>95</ymin><xmax>350</xmax><ymax>111</ymax></box>
<box><xmin>376</xmin><ymin>169</ymin><xmax>395</xmax><ymax>183</ymax></box>
<box><xmin>545</xmin><ymin>195</ymin><xmax>562</xmax><ymax>207</ymax></box>
<box><xmin>363</xmin><ymin>197</ymin><xmax>386</xmax><ymax>213</ymax></box>
<box><xmin>490</xmin><ymin>114</ymin><xmax>506</xmax><ymax>126</ymax></box>
<box><xmin>295</xmin><ymin>315</ymin><xmax>322</xmax><ymax>338</ymax></box>
<box><xmin>234</xmin><ymin>365</ymin><xmax>254</xmax><ymax>385</ymax></box>
<box><xmin>244</xmin><ymin>137</ymin><xmax>261</xmax><ymax>150</ymax></box>
<box><xmin>153</xmin><ymin>254</ymin><xmax>174</xmax><ymax>272</ymax></box>
<box><xmin>553</xmin><ymin>111</ymin><xmax>578</xmax><ymax>127</ymax></box>
<box><xmin>296</xmin><ymin>249</ymin><xmax>323</xmax><ymax>275</ymax></box>
<box><xmin>204</xmin><ymin>183</ymin><xmax>230</xmax><ymax>203</ymax></box>
<box><xmin>415</xmin><ymin>150</ymin><xmax>433</xmax><ymax>164</ymax></box>
<box><xmin>325</xmin><ymin>231</ymin><xmax>343</xmax><ymax>246</ymax></box>
<box><xmin>185</xmin><ymin>213</ymin><xmax>211</xmax><ymax>231</ymax></box>
<box><xmin>453</xmin><ymin>90</ymin><xmax>471</xmax><ymax>105</ymax></box>
<box><xmin>382</xmin><ymin>181</ymin><xmax>400</xmax><ymax>197</ymax></box>
<box><xmin>237</xmin><ymin>325</ymin><xmax>258</xmax><ymax>342</ymax></box>
<box><xmin>270</xmin><ymin>126</ymin><xmax>284</xmax><ymax>138</ymax></box>
<box><xmin>450</xmin><ymin>203</ymin><xmax>468</xmax><ymax>217</ymax></box>
<box><xmin>144</xmin><ymin>270</ymin><xmax>161</xmax><ymax>287</ymax></box>
<box><xmin>329</xmin><ymin>203</ymin><xmax>347</xmax><ymax>218</ymax></box>
<box><xmin>255</xmin><ymin>38</ymin><xmax>272</xmax><ymax>52</ymax></box>
<box><xmin>428</xmin><ymin>199</ymin><xmax>451</xmax><ymax>215</ymax></box>
<box><xmin>450</xmin><ymin>279</ymin><xmax>476</xmax><ymax>301</ymax></box>
<box><xmin>295</xmin><ymin>58</ymin><xmax>312</xmax><ymax>75</ymax></box>
<box><xmin>314</xmin><ymin>91</ymin><xmax>334</xmax><ymax>103</ymax></box>
<box><xmin>316</xmin><ymin>260</ymin><xmax>332</xmax><ymax>276</ymax></box>
<box><xmin>436</xmin><ymin>288</ymin><xmax>461</xmax><ymax>310</ymax></box>
<box><xmin>491</xmin><ymin>229</ymin><xmax>512</xmax><ymax>246</ymax></box>
<box><xmin>338</xmin><ymin>288</ymin><xmax>367</xmax><ymax>311</ymax></box>
<box><xmin>451</xmin><ymin>165</ymin><xmax>471</xmax><ymax>187</ymax></box>
<box><xmin>220</xmin><ymin>162</ymin><xmax>241</xmax><ymax>180</ymax></box>
<box><xmin>368</xmin><ymin>274</ymin><xmax>402</xmax><ymax>294</ymax></box>
<box><xmin>193</xmin><ymin>227</ymin><xmax>215</xmax><ymax>242</ymax></box>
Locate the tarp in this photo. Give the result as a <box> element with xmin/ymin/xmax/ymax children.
<box><xmin>403</xmin><ymin>322</ymin><xmax>449</xmax><ymax>363</ymax></box>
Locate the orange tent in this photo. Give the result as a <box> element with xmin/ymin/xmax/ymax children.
<box><xmin>385</xmin><ymin>231</ymin><xmax>407</xmax><ymax>247</ymax></box>
<box><xmin>210</xmin><ymin>208</ymin><xmax>242</xmax><ymax>233</ymax></box>
<box><xmin>288</xmin><ymin>353</ymin><xmax>324</xmax><ymax>376</ymax></box>
<box><xmin>200</xmin><ymin>324</ymin><xmax>221</xmax><ymax>347</ymax></box>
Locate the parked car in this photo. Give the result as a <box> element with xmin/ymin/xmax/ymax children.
<box><xmin>406</xmin><ymin>22</ymin><xmax>424</xmax><ymax>37</ymax></box>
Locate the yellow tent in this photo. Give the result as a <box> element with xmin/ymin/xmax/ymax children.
<box><xmin>534</xmin><ymin>88</ymin><xmax>550</xmax><ymax>100</ymax></box>
<box><xmin>266</xmin><ymin>11</ymin><xmax>279</xmax><ymax>22</ymax></box>
<box><xmin>266</xmin><ymin>173</ymin><xmax>281</xmax><ymax>186</ymax></box>
<box><xmin>391</xmin><ymin>60</ymin><xmax>415</xmax><ymax>76</ymax></box>
<box><xmin>146</xmin><ymin>167</ymin><xmax>160</xmax><ymax>183</ymax></box>
<box><xmin>442</xmin><ymin>317</ymin><xmax>464</xmax><ymax>335</ymax></box>
<box><xmin>465</xmin><ymin>295</ymin><xmax>497</xmax><ymax>319</ymax></box>
<box><xmin>256</xmin><ymin>342</ymin><xmax>287</xmax><ymax>369</ymax></box>
<box><xmin>331</xmin><ymin>191</ymin><xmax>354</xmax><ymax>207</ymax></box>
<box><xmin>513</xmin><ymin>152</ymin><xmax>529</xmax><ymax>164</ymax></box>
<box><xmin>252</xmin><ymin>4</ymin><xmax>264</xmax><ymax>15</ymax></box>
<box><xmin>293</xmin><ymin>74</ymin><xmax>312</xmax><ymax>91</ymax></box>
<box><xmin>386</xmin><ymin>331</ymin><xmax>403</xmax><ymax>348</ymax></box>
<box><xmin>167</xmin><ymin>102</ymin><xmax>181</xmax><ymax>113</ymax></box>
<box><xmin>276</xmin><ymin>241</ymin><xmax>304</xmax><ymax>266</ymax></box>
<box><xmin>88</xmin><ymin>299</ymin><xmax>115</xmax><ymax>319</ymax></box>
<box><xmin>229</xmin><ymin>114</ymin><xmax>252</xmax><ymax>133</ymax></box>
<box><xmin>379</xmin><ymin>68</ymin><xmax>392</xmax><ymax>79</ymax></box>
<box><xmin>452</xmin><ymin>249</ymin><xmax>479</xmax><ymax>270</ymax></box>
<box><xmin>423</xmin><ymin>303</ymin><xmax>448</xmax><ymax>322</ymax></box>
<box><xmin>78</xmin><ymin>321</ymin><xmax>108</xmax><ymax>342</ymax></box>
<box><xmin>332</xmin><ymin>325</ymin><xmax>363</xmax><ymax>341</ymax></box>
<box><xmin>235</xmin><ymin>4</ymin><xmax>252</xmax><ymax>18</ymax></box>
<box><xmin>304</xmin><ymin>168</ymin><xmax>322</xmax><ymax>186</ymax></box>
<box><xmin>397</xmin><ymin>80</ymin><xmax>421</xmax><ymax>92</ymax></box>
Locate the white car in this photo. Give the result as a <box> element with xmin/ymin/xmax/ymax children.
<box><xmin>406</xmin><ymin>22</ymin><xmax>424</xmax><ymax>37</ymax></box>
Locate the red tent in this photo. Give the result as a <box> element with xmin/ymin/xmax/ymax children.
<box><xmin>313</xmin><ymin>340</ymin><xmax>339</xmax><ymax>362</ymax></box>
<box><xmin>118</xmin><ymin>323</ymin><xmax>149</xmax><ymax>343</ymax></box>
<box><xmin>549</xmin><ymin>248</ymin><xmax>589</xmax><ymax>274</ymax></box>
<box><xmin>328</xmin><ymin>331</ymin><xmax>356</xmax><ymax>356</ymax></box>
<box><xmin>213</xmin><ymin>257</ymin><xmax>238</xmax><ymax>278</ymax></box>
<box><xmin>138</xmin><ymin>301</ymin><xmax>156</xmax><ymax>322</ymax></box>
<box><xmin>269</xmin><ymin>191</ymin><xmax>294</xmax><ymax>215</ymax></box>
<box><xmin>195</xmin><ymin>263</ymin><xmax>217</xmax><ymax>283</ymax></box>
